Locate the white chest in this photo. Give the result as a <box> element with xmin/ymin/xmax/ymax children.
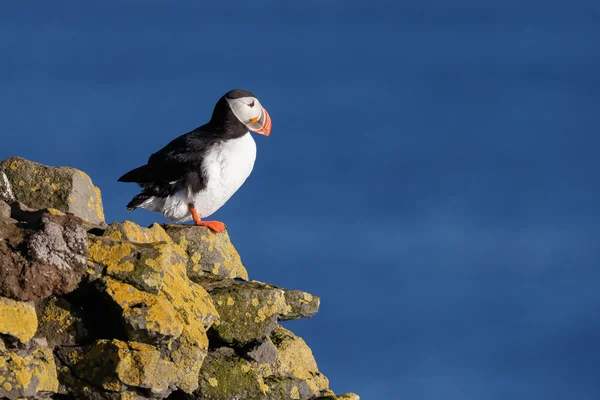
<box><xmin>191</xmin><ymin>132</ymin><xmax>257</xmax><ymax>217</ymax></box>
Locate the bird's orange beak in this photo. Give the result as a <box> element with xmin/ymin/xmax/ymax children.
<box><xmin>252</xmin><ymin>107</ymin><xmax>272</xmax><ymax>136</ymax></box>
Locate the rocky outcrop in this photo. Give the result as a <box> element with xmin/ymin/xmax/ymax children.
<box><xmin>0</xmin><ymin>157</ymin><xmax>358</xmax><ymax>400</ymax></box>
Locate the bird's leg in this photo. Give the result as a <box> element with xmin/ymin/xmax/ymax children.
<box><xmin>188</xmin><ymin>203</ymin><xmax>226</xmax><ymax>232</ymax></box>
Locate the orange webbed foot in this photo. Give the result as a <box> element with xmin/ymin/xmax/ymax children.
<box><xmin>188</xmin><ymin>203</ymin><xmax>226</xmax><ymax>232</ymax></box>
<box><xmin>196</xmin><ymin>220</ymin><xmax>226</xmax><ymax>232</ymax></box>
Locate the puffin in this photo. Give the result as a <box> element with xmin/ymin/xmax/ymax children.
<box><xmin>118</xmin><ymin>89</ymin><xmax>272</xmax><ymax>232</ymax></box>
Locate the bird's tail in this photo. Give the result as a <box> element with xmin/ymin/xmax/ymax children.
<box><xmin>118</xmin><ymin>165</ymin><xmax>151</xmax><ymax>183</ymax></box>
<box><xmin>126</xmin><ymin>193</ymin><xmax>152</xmax><ymax>211</ymax></box>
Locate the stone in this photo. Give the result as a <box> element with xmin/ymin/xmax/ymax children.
<box><xmin>28</xmin><ymin>212</ymin><xmax>88</xmax><ymax>273</ymax></box>
<box><xmin>56</xmin><ymin>340</ymin><xmax>178</xmax><ymax>397</ymax></box>
<box><xmin>191</xmin><ymin>327</ymin><xmax>330</xmax><ymax>400</ymax></box>
<box><xmin>269</xmin><ymin>326</ymin><xmax>322</xmax><ymax>382</ymax></box>
<box><xmin>246</xmin><ymin>339</ymin><xmax>278</xmax><ymax>365</ymax></box>
<box><xmin>207</xmin><ymin>280</ymin><xmax>319</xmax><ymax>345</ymax></box>
<box><xmin>104</xmin><ymin>221</ymin><xmax>172</xmax><ymax>244</ymax></box>
<box><xmin>0</xmin><ymin>212</ymin><xmax>88</xmax><ymax>301</ymax></box>
<box><xmin>0</xmin><ymin>345</ymin><xmax>59</xmax><ymax>399</ymax></box>
<box><xmin>102</xmin><ymin>277</ymin><xmax>183</xmax><ymax>345</ymax></box>
<box><xmin>209</xmin><ymin>281</ymin><xmax>286</xmax><ymax>345</ymax></box>
<box><xmin>36</xmin><ymin>296</ymin><xmax>88</xmax><ymax>347</ymax></box>
<box><xmin>315</xmin><ymin>394</ymin><xmax>361</xmax><ymax>400</ymax></box>
<box><xmin>0</xmin><ymin>297</ymin><xmax>38</xmax><ymax>343</ymax></box>
<box><xmin>194</xmin><ymin>347</ymin><xmax>270</xmax><ymax>400</ymax></box>
<box><xmin>164</xmin><ymin>225</ymin><xmax>248</xmax><ymax>281</ymax></box>
<box><xmin>0</xmin><ymin>200</ymin><xmax>10</xmax><ymax>219</ymax></box>
<box><xmin>0</xmin><ymin>156</ymin><xmax>105</xmax><ymax>225</ymax></box>
<box><xmin>280</xmin><ymin>289</ymin><xmax>320</xmax><ymax>321</ymax></box>
<box><xmin>88</xmin><ymin>236</ymin><xmax>172</xmax><ymax>294</ymax></box>
<box><xmin>55</xmin><ymin>338</ymin><xmax>210</xmax><ymax>397</ymax></box>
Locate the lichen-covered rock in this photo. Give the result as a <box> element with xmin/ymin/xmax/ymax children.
<box><xmin>209</xmin><ymin>282</ymin><xmax>287</xmax><ymax>345</ymax></box>
<box><xmin>160</xmin><ymin>254</ymin><xmax>219</xmax><ymax>336</ymax></box>
<box><xmin>208</xmin><ymin>280</ymin><xmax>319</xmax><ymax>345</ymax></box>
<box><xmin>88</xmin><ymin>237</ymin><xmax>172</xmax><ymax>294</ymax></box>
<box><xmin>192</xmin><ymin>327</ymin><xmax>331</xmax><ymax>400</ymax></box>
<box><xmin>269</xmin><ymin>326</ymin><xmax>323</xmax><ymax>383</ymax></box>
<box><xmin>316</xmin><ymin>393</ymin><xmax>361</xmax><ymax>400</ymax></box>
<box><xmin>0</xmin><ymin>297</ymin><xmax>38</xmax><ymax>343</ymax></box>
<box><xmin>164</xmin><ymin>225</ymin><xmax>248</xmax><ymax>281</ymax></box>
<box><xmin>0</xmin><ymin>212</ymin><xmax>88</xmax><ymax>301</ymax></box>
<box><xmin>0</xmin><ymin>345</ymin><xmax>58</xmax><ymax>399</ymax></box>
<box><xmin>102</xmin><ymin>277</ymin><xmax>183</xmax><ymax>345</ymax></box>
<box><xmin>281</xmin><ymin>289</ymin><xmax>320</xmax><ymax>321</ymax></box>
<box><xmin>104</xmin><ymin>221</ymin><xmax>172</xmax><ymax>244</ymax></box>
<box><xmin>194</xmin><ymin>347</ymin><xmax>269</xmax><ymax>400</ymax></box>
<box><xmin>36</xmin><ymin>296</ymin><xmax>88</xmax><ymax>347</ymax></box>
<box><xmin>0</xmin><ymin>156</ymin><xmax>105</xmax><ymax>225</ymax></box>
<box><xmin>56</xmin><ymin>339</ymin><xmax>181</xmax><ymax>397</ymax></box>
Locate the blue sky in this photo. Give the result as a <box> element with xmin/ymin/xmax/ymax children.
<box><xmin>1</xmin><ymin>1</ymin><xmax>599</xmax><ymax>399</ymax></box>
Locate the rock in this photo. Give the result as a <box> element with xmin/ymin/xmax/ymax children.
<box><xmin>160</xmin><ymin>253</ymin><xmax>219</xmax><ymax>335</ymax></box>
<box><xmin>36</xmin><ymin>296</ymin><xmax>88</xmax><ymax>347</ymax></box>
<box><xmin>0</xmin><ymin>297</ymin><xmax>38</xmax><ymax>343</ymax></box>
<box><xmin>194</xmin><ymin>347</ymin><xmax>270</xmax><ymax>400</ymax></box>
<box><xmin>246</xmin><ymin>339</ymin><xmax>278</xmax><ymax>365</ymax></box>
<box><xmin>158</xmin><ymin>258</ymin><xmax>219</xmax><ymax>393</ymax></box>
<box><xmin>104</xmin><ymin>221</ymin><xmax>172</xmax><ymax>244</ymax></box>
<box><xmin>207</xmin><ymin>280</ymin><xmax>319</xmax><ymax>345</ymax></box>
<box><xmin>269</xmin><ymin>326</ymin><xmax>323</xmax><ymax>383</ymax></box>
<box><xmin>281</xmin><ymin>289</ymin><xmax>320</xmax><ymax>321</ymax></box>
<box><xmin>209</xmin><ymin>281</ymin><xmax>286</xmax><ymax>345</ymax></box>
<box><xmin>0</xmin><ymin>200</ymin><xmax>10</xmax><ymax>219</ymax></box>
<box><xmin>0</xmin><ymin>345</ymin><xmax>58</xmax><ymax>399</ymax></box>
<box><xmin>0</xmin><ymin>156</ymin><xmax>105</xmax><ymax>225</ymax></box>
<box><xmin>164</xmin><ymin>225</ymin><xmax>248</xmax><ymax>281</ymax></box>
<box><xmin>88</xmin><ymin>236</ymin><xmax>172</xmax><ymax>294</ymax></box>
<box><xmin>55</xmin><ymin>339</ymin><xmax>181</xmax><ymax>397</ymax></box>
<box><xmin>28</xmin><ymin>212</ymin><xmax>88</xmax><ymax>273</ymax></box>
<box><xmin>192</xmin><ymin>327</ymin><xmax>330</xmax><ymax>400</ymax></box>
<box><xmin>316</xmin><ymin>394</ymin><xmax>361</xmax><ymax>400</ymax></box>
<box><xmin>0</xmin><ymin>212</ymin><xmax>88</xmax><ymax>301</ymax></box>
<box><xmin>102</xmin><ymin>277</ymin><xmax>183</xmax><ymax>345</ymax></box>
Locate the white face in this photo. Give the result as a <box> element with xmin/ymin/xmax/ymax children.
<box><xmin>226</xmin><ymin>96</ymin><xmax>263</xmax><ymax>129</ymax></box>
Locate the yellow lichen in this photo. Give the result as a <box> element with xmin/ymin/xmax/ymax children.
<box><xmin>0</xmin><ymin>347</ymin><xmax>58</xmax><ymax>395</ymax></box>
<box><xmin>251</xmin><ymin>298</ymin><xmax>259</xmax><ymax>307</ymax></box>
<box><xmin>290</xmin><ymin>385</ymin><xmax>301</xmax><ymax>399</ymax></box>
<box><xmin>208</xmin><ymin>377</ymin><xmax>218</xmax><ymax>387</ymax></box>
<box><xmin>226</xmin><ymin>297</ymin><xmax>234</xmax><ymax>306</ymax></box>
<box><xmin>0</xmin><ymin>297</ymin><xmax>38</xmax><ymax>343</ymax></box>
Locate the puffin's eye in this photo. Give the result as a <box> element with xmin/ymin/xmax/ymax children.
<box><xmin>247</xmin><ymin>100</ymin><xmax>255</xmax><ymax>108</ymax></box>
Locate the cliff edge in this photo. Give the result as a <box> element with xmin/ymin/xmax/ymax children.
<box><xmin>0</xmin><ymin>157</ymin><xmax>358</xmax><ymax>400</ymax></box>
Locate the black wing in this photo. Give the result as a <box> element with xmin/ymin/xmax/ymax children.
<box><xmin>119</xmin><ymin>127</ymin><xmax>216</xmax><ymax>186</ymax></box>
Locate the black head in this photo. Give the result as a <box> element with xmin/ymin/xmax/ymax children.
<box><xmin>208</xmin><ymin>89</ymin><xmax>272</xmax><ymax>139</ymax></box>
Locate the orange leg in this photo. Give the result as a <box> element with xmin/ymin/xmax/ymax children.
<box><xmin>188</xmin><ymin>203</ymin><xmax>226</xmax><ymax>232</ymax></box>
